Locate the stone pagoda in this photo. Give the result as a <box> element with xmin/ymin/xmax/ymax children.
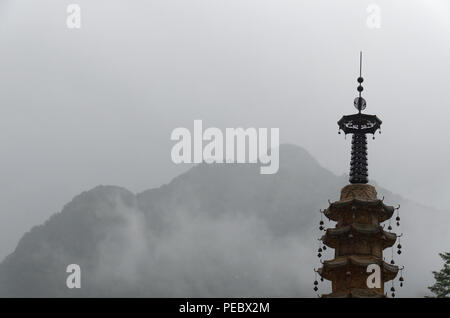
<box><xmin>316</xmin><ymin>53</ymin><xmax>400</xmax><ymax>298</ymax></box>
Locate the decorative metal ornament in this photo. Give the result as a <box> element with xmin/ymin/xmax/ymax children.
<box><xmin>354</xmin><ymin>97</ymin><xmax>366</xmax><ymax>111</ymax></box>
<box><xmin>313</xmin><ymin>269</ymin><xmax>320</xmax><ymax>293</ymax></box>
<box><xmin>338</xmin><ymin>52</ymin><xmax>382</xmax><ymax>184</ymax></box>
<box><xmin>319</xmin><ymin>210</ymin><xmax>325</xmax><ymax>231</ymax></box>
<box><xmin>399</xmin><ymin>268</ymin><xmax>405</xmax><ymax>287</ymax></box>
<box><xmin>395</xmin><ymin>206</ymin><xmax>401</xmax><ymax>227</ymax></box>
<box><xmin>396</xmin><ymin>234</ymin><xmax>403</xmax><ymax>255</ymax></box>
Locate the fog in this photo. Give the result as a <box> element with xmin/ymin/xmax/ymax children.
<box><xmin>92</xmin><ymin>204</ymin><xmax>314</xmax><ymax>297</ymax></box>
<box><xmin>0</xmin><ymin>0</ymin><xmax>449</xmax><ymax>289</ymax></box>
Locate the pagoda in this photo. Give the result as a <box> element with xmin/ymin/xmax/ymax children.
<box><xmin>315</xmin><ymin>53</ymin><xmax>403</xmax><ymax>298</ymax></box>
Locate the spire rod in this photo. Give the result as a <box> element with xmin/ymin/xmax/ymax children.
<box><xmin>359</xmin><ymin>51</ymin><xmax>363</xmax><ymax>79</ymax></box>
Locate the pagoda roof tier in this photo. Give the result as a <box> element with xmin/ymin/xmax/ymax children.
<box><xmin>322</xmin><ymin>288</ymin><xmax>385</xmax><ymax>298</ymax></box>
<box><xmin>321</xmin><ymin>223</ymin><xmax>397</xmax><ymax>249</ymax></box>
<box><xmin>318</xmin><ymin>255</ymin><xmax>398</xmax><ymax>282</ymax></box>
<box><xmin>324</xmin><ymin>198</ymin><xmax>395</xmax><ymax>222</ymax></box>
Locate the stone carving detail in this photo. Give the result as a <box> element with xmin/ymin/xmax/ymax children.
<box><xmin>340</xmin><ymin>184</ymin><xmax>377</xmax><ymax>201</ymax></box>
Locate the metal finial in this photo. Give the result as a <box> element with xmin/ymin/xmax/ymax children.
<box><xmin>338</xmin><ymin>52</ymin><xmax>382</xmax><ymax>184</ymax></box>
<box><xmin>354</xmin><ymin>51</ymin><xmax>366</xmax><ymax>112</ymax></box>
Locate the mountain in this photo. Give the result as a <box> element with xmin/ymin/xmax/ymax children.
<box><xmin>0</xmin><ymin>144</ymin><xmax>448</xmax><ymax>297</ymax></box>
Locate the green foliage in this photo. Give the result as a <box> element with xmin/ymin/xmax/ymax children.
<box><xmin>428</xmin><ymin>252</ymin><xmax>450</xmax><ymax>298</ymax></box>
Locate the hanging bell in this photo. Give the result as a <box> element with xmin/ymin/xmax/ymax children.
<box><xmin>320</xmin><ymin>277</ymin><xmax>324</xmax><ymax>282</ymax></box>
<box><xmin>390</xmin><ymin>260</ymin><xmax>395</xmax><ymax>265</ymax></box>
<box><xmin>323</xmin><ymin>246</ymin><xmax>327</xmax><ymax>251</ymax></box>
<box><xmin>314</xmin><ymin>287</ymin><xmax>318</xmax><ymax>292</ymax></box>
<box><xmin>391</xmin><ymin>293</ymin><xmax>395</xmax><ymax>298</ymax></box>
<box><xmin>388</xmin><ymin>225</ymin><xmax>392</xmax><ymax>231</ymax></box>
<box><xmin>396</xmin><ymin>222</ymin><xmax>400</xmax><ymax>226</ymax></box>
<box><xmin>400</xmin><ymin>282</ymin><xmax>403</xmax><ymax>287</ymax></box>
<box><xmin>319</xmin><ymin>226</ymin><xmax>324</xmax><ymax>231</ymax></box>
<box><xmin>319</xmin><ymin>220</ymin><xmax>324</xmax><ymax>225</ymax></box>
<box><xmin>399</xmin><ymin>277</ymin><xmax>404</xmax><ymax>282</ymax></box>
<box><xmin>318</xmin><ymin>248</ymin><xmax>323</xmax><ymax>253</ymax></box>
<box><xmin>397</xmin><ymin>244</ymin><xmax>402</xmax><ymax>249</ymax></box>
<box><xmin>390</xmin><ymin>287</ymin><xmax>395</xmax><ymax>292</ymax></box>
<box><xmin>396</xmin><ymin>216</ymin><xmax>400</xmax><ymax>221</ymax></box>
<box><xmin>314</xmin><ymin>280</ymin><xmax>318</xmax><ymax>286</ymax></box>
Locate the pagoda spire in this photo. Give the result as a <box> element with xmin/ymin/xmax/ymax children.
<box><xmin>338</xmin><ymin>52</ymin><xmax>381</xmax><ymax>184</ymax></box>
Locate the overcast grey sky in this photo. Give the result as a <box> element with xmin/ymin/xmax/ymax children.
<box><xmin>1</xmin><ymin>0</ymin><xmax>450</xmax><ymax>259</ymax></box>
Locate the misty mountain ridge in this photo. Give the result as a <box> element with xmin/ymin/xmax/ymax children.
<box><xmin>0</xmin><ymin>144</ymin><xmax>448</xmax><ymax>297</ymax></box>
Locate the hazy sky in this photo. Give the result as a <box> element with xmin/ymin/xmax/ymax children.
<box><xmin>1</xmin><ymin>0</ymin><xmax>450</xmax><ymax>259</ymax></box>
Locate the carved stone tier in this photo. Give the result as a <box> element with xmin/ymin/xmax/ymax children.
<box><xmin>319</xmin><ymin>255</ymin><xmax>398</xmax><ymax>282</ymax></box>
<box><xmin>324</xmin><ymin>185</ymin><xmax>394</xmax><ymax>223</ymax></box>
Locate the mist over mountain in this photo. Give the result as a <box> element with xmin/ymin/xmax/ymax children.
<box><xmin>0</xmin><ymin>144</ymin><xmax>448</xmax><ymax>297</ymax></box>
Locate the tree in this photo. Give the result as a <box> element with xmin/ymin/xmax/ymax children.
<box><xmin>428</xmin><ymin>252</ymin><xmax>450</xmax><ymax>298</ymax></box>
